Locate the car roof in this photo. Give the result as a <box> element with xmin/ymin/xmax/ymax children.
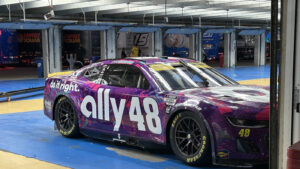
<box><xmin>123</xmin><ymin>57</ymin><xmax>195</xmax><ymax>65</ymax></box>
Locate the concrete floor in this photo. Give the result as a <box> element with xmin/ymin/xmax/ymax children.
<box><xmin>0</xmin><ymin>66</ymin><xmax>38</xmax><ymax>81</ymax></box>
<box><xmin>0</xmin><ymin>65</ymin><xmax>271</xmax><ymax>169</ymax></box>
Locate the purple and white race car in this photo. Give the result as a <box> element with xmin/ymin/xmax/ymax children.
<box><xmin>44</xmin><ymin>57</ymin><xmax>269</xmax><ymax>167</ymax></box>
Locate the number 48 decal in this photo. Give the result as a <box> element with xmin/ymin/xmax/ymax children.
<box><xmin>238</xmin><ymin>129</ymin><xmax>251</xmax><ymax>138</ymax></box>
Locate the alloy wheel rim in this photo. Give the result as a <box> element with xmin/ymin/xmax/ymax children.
<box><xmin>58</xmin><ymin>101</ymin><xmax>75</xmax><ymax>131</ymax></box>
<box><xmin>175</xmin><ymin>117</ymin><xmax>203</xmax><ymax>156</ymax></box>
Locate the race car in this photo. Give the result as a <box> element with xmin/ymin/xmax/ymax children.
<box><xmin>44</xmin><ymin>57</ymin><xmax>269</xmax><ymax>167</ymax></box>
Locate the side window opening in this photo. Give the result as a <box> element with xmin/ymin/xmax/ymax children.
<box><xmin>123</xmin><ymin>65</ymin><xmax>150</xmax><ymax>90</ymax></box>
<box><xmin>102</xmin><ymin>65</ymin><xmax>126</xmax><ymax>87</ymax></box>
<box><xmin>101</xmin><ymin>64</ymin><xmax>150</xmax><ymax>90</ymax></box>
<box><xmin>138</xmin><ymin>73</ymin><xmax>150</xmax><ymax>90</ymax></box>
<box><xmin>83</xmin><ymin>66</ymin><xmax>102</xmax><ymax>83</ymax></box>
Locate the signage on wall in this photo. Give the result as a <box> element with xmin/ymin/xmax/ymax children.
<box><xmin>134</xmin><ymin>33</ymin><xmax>149</xmax><ymax>46</ymax></box>
<box><xmin>18</xmin><ymin>33</ymin><xmax>41</xmax><ymax>43</ymax></box>
<box><xmin>63</xmin><ymin>34</ymin><xmax>80</xmax><ymax>43</ymax></box>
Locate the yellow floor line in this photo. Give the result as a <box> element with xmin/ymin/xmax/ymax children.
<box><xmin>238</xmin><ymin>78</ymin><xmax>270</xmax><ymax>86</ymax></box>
<box><xmin>0</xmin><ymin>99</ymin><xmax>43</xmax><ymax>114</ymax></box>
<box><xmin>0</xmin><ymin>150</ymin><xmax>69</xmax><ymax>169</ymax></box>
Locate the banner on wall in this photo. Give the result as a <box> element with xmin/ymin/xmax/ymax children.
<box><xmin>17</xmin><ymin>30</ymin><xmax>42</xmax><ymax>66</ymax></box>
<box><xmin>163</xmin><ymin>34</ymin><xmax>189</xmax><ymax>58</ymax></box>
<box><xmin>117</xmin><ymin>32</ymin><xmax>151</xmax><ymax>57</ymax></box>
<box><xmin>63</xmin><ymin>33</ymin><xmax>80</xmax><ymax>43</ymax></box>
<box><xmin>18</xmin><ymin>32</ymin><xmax>40</xmax><ymax>43</ymax></box>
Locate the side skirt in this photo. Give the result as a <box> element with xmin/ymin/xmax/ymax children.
<box><xmin>80</xmin><ymin>128</ymin><xmax>168</xmax><ymax>150</ymax></box>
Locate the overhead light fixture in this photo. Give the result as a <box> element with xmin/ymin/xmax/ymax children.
<box><xmin>44</xmin><ymin>9</ymin><xmax>55</xmax><ymax>21</ymax></box>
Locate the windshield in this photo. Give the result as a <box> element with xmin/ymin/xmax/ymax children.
<box><xmin>149</xmin><ymin>62</ymin><xmax>238</xmax><ymax>91</ymax></box>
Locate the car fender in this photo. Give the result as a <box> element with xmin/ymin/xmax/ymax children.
<box><xmin>52</xmin><ymin>92</ymin><xmax>78</xmax><ymax>120</ymax></box>
<box><xmin>167</xmin><ymin>105</ymin><xmax>217</xmax><ymax>164</ymax></box>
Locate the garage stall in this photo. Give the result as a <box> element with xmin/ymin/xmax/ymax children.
<box><xmin>61</xmin><ymin>25</ymin><xmax>111</xmax><ymax>70</ymax></box>
<box><xmin>0</xmin><ymin>22</ymin><xmax>51</xmax><ymax>80</ymax></box>
<box><xmin>238</xmin><ymin>29</ymin><xmax>266</xmax><ymax>66</ymax></box>
<box><xmin>204</xmin><ymin>29</ymin><xmax>235</xmax><ymax>68</ymax></box>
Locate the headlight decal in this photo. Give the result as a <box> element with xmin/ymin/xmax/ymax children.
<box><xmin>226</xmin><ymin>117</ymin><xmax>268</xmax><ymax>128</ymax></box>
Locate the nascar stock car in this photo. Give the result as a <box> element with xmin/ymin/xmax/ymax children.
<box><xmin>44</xmin><ymin>57</ymin><xmax>269</xmax><ymax>167</ymax></box>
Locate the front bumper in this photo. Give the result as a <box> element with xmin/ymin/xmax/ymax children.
<box><xmin>210</xmin><ymin>117</ymin><xmax>269</xmax><ymax>166</ymax></box>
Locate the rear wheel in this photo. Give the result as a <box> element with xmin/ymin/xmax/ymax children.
<box><xmin>169</xmin><ymin>111</ymin><xmax>211</xmax><ymax>165</ymax></box>
<box><xmin>54</xmin><ymin>97</ymin><xmax>80</xmax><ymax>138</ymax></box>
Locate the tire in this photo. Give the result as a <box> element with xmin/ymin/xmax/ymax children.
<box><xmin>54</xmin><ymin>96</ymin><xmax>80</xmax><ymax>138</ymax></box>
<box><xmin>169</xmin><ymin>111</ymin><xmax>211</xmax><ymax>166</ymax></box>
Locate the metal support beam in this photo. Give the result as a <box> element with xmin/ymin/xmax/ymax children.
<box><xmin>54</xmin><ymin>26</ymin><xmax>62</xmax><ymax>72</ymax></box>
<box><xmin>95</xmin><ymin>11</ymin><xmax>98</xmax><ymax>24</ymax></box>
<box><xmin>292</xmin><ymin>0</ymin><xmax>300</xmax><ymax>144</ymax></box>
<box><xmin>260</xmin><ymin>32</ymin><xmax>266</xmax><ymax>65</ymax></box>
<box><xmin>48</xmin><ymin>26</ymin><xmax>55</xmax><ymax>73</ymax></box>
<box><xmin>100</xmin><ymin>30</ymin><xmax>107</xmax><ymax>59</ymax></box>
<box><xmin>106</xmin><ymin>27</ymin><xmax>117</xmax><ymax>59</ymax></box>
<box><xmin>224</xmin><ymin>32</ymin><xmax>236</xmax><ymax>67</ymax></box>
<box><xmin>254</xmin><ymin>35</ymin><xmax>261</xmax><ymax>65</ymax></box>
<box><xmin>270</xmin><ymin>0</ymin><xmax>279</xmax><ymax>168</ymax></box>
<box><xmin>196</xmin><ymin>30</ymin><xmax>203</xmax><ymax>61</ymax></box>
<box><xmin>42</xmin><ymin>29</ymin><xmax>49</xmax><ymax>77</ymax></box>
<box><xmin>154</xmin><ymin>29</ymin><xmax>163</xmax><ymax>57</ymax></box>
<box><xmin>48</xmin><ymin>26</ymin><xmax>62</xmax><ymax>73</ymax></box>
<box><xmin>19</xmin><ymin>1</ymin><xmax>26</xmax><ymax>21</ymax></box>
<box><xmin>82</xmin><ymin>31</ymin><xmax>92</xmax><ymax>58</ymax></box>
<box><xmin>6</xmin><ymin>4</ymin><xmax>11</xmax><ymax>21</ymax></box>
<box><xmin>151</xmin><ymin>32</ymin><xmax>155</xmax><ymax>56</ymax></box>
<box><xmin>278</xmin><ymin>0</ymin><xmax>296</xmax><ymax>169</ymax></box>
<box><xmin>81</xmin><ymin>8</ymin><xmax>86</xmax><ymax>24</ymax></box>
<box><xmin>254</xmin><ymin>33</ymin><xmax>266</xmax><ymax>66</ymax></box>
<box><xmin>189</xmin><ymin>34</ymin><xmax>195</xmax><ymax>59</ymax></box>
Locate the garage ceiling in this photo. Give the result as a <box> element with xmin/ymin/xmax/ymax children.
<box><xmin>0</xmin><ymin>0</ymin><xmax>273</xmax><ymax>27</ymax></box>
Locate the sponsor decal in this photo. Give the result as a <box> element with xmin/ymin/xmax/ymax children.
<box><xmin>164</xmin><ymin>95</ymin><xmax>177</xmax><ymax>106</ymax></box>
<box><xmin>189</xmin><ymin>62</ymin><xmax>211</xmax><ymax>69</ymax></box>
<box><xmin>217</xmin><ymin>150</ymin><xmax>229</xmax><ymax>159</ymax></box>
<box><xmin>186</xmin><ymin>136</ymin><xmax>207</xmax><ymax>163</ymax></box>
<box><xmin>207</xmin><ymin>86</ymin><xmax>269</xmax><ymax>103</ymax></box>
<box><xmin>80</xmin><ymin>88</ymin><xmax>162</xmax><ymax>134</ymax></box>
<box><xmin>171</xmin><ymin>113</ymin><xmax>181</xmax><ymax>128</ymax></box>
<box><xmin>149</xmin><ymin>64</ymin><xmax>174</xmax><ymax>71</ymax></box>
<box><xmin>50</xmin><ymin>80</ymin><xmax>79</xmax><ymax>92</ymax></box>
<box><xmin>111</xmin><ymin>60</ymin><xmax>134</xmax><ymax>64</ymax></box>
<box><xmin>238</xmin><ymin>128</ymin><xmax>251</xmax><ymax>138</ymax></box>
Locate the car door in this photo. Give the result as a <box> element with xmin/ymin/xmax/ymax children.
<box><xmin>102</xmin><ymin>64</ymin><xmax>165</xmax><ymax>140</ymax></box>
<box><xmin>79</xmin><ymin>63</ymin><xmax>166</xmax><ymax>142</ymax></box>
<box><xmin>80</xmin><ymin>63</ymin><xmax>166</xmax><ymax>142</ymax></box>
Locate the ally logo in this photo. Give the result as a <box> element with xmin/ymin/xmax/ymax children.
<box><xmin>80</xmin><ymin>88</ymin><xmax>162</xmax><ymax>134</ymax></box>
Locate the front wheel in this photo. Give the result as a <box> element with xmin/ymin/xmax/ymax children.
<box><xmin>54</xmin><ymin>97</ymin><xmax>80</xmax><ymax>138</ymax></box>
<box><xmin>169</xmin><ymin>111</ymin><xmax>211</xmax><ymax>165</ymax></box>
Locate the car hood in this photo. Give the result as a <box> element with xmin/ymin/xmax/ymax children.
<box><xmin>171</xmin><ymin>85</ymin><xmax>269</xmax><ymax>120</ymax></box>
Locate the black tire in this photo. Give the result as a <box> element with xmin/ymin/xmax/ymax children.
<box><xmin>169</xmin><ymin>111</ymin><xmax>211</xmax><ymax>166</ymax></box>
<box><xmin>54</xmin><ymin>96</ymin><xmax>80</xmax><ymax>138</ymax></box>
